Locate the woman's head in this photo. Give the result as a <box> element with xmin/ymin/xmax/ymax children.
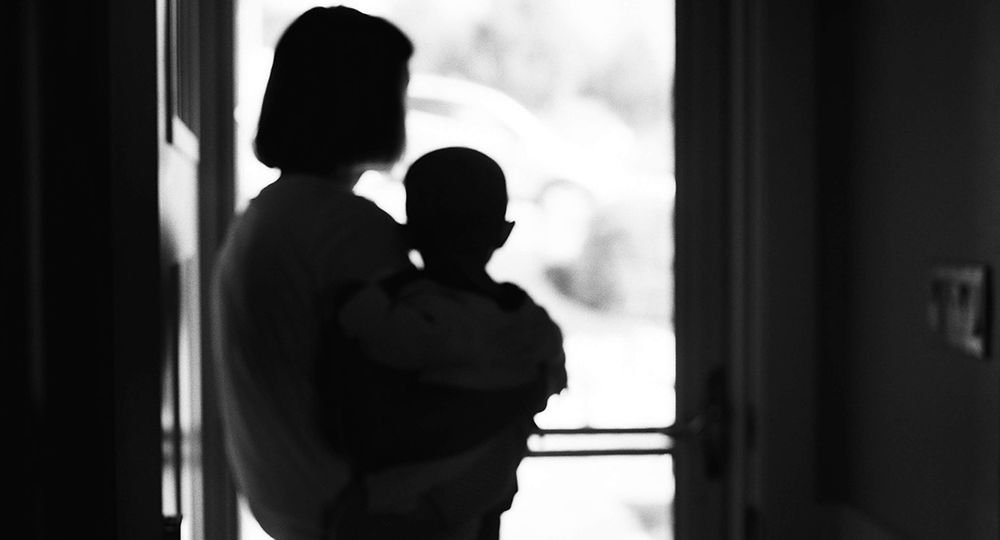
<box><xmin>254</xmin><ymin>6</ymin><xmax>413</xmax><ymax>175</ymax></box>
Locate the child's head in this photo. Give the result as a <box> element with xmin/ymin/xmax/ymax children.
<box><xmin>404</xmin><ymin>147</ymin><xmax>514</xmax><ymax>263</ymax></box>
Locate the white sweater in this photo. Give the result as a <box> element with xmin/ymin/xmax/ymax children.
<box><xmin>337</xmin><ymin>276</ymin><xmax>567</xmax><ymax>538</ymax></box>
<box><xmin>211</xmin><ymin>173</ymin><xmax>410</xmax><ymax>540</ymax></box>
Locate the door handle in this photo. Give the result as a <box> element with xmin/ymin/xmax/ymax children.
<box><xmin>662</xmin><ymin>414</ymin><xmax>706</xmax><ymax>439</ymax></box>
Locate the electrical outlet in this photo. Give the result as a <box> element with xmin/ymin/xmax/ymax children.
<box><xmin>927</xmin><ymin>264</ymin><xmax>989</xmax><ymax>358</ymax></box>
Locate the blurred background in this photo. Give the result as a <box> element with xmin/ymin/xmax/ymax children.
<box><xmin>236</xmin><ymin>1</ymin><xmax>676</xmax><ymax>538</ymax></box>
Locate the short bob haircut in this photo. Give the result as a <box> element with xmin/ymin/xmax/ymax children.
<box><xmin>254</xmin><ymin>7</ymin><xmax>413</xmax><ymax>175</ymax></box>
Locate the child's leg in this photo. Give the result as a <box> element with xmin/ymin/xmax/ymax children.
<box><xmin>419</xmin><ymin>425</ymin><xmax>527</xmax><ymax>533</ymax></box>
<box><xmin>474</xmin><ymin>506</ymin><xmax>503</xmax><ymax>540</ymax></box>
<box><xmin>326</xmin><ymin>479</ymin><xmax>442</xmax><ymax>540</ymax></box>
<box><xmin>331</xmin><ymin>501</ymin><xmax>442</xmax><ymax>539</ymax></box>
<box><xmin>342</xmin><ymin>514</ymin><xmax>440</xmax><ymax>540</ymax></box>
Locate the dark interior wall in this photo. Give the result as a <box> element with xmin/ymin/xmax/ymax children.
<box><xmin>10</xmin><ymin>1</ymin><xmax>163</xmax><ymax>538</ymax></box>
<box><xmin>753</xmin><ymin>0</ymin><xmax>823</xmax><ymax>536</ymax></box>
<box><xmin>26</xmin><ymin>2</ymin><xmax>120</xmax><ymax>536</ymax></box>
<box><xmin>841</xmin><ymin>2</ymin><xmax>1000</xmax><ymax>537</ymax></box>
<box><xmin>7</xmin><ymin>1</ymin><xmax>41</xmax><ymax>536</ymax></box>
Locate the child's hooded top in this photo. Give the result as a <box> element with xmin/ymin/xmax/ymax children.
<box><xmin>329</xmin><ymin>271</ymin><xmax>567</xmax><ymax>538</ymax></box>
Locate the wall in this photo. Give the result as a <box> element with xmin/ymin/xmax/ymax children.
<box><xmin>10</xmin><ymin>1</ymin><xmax>164</xmax><ymax>537</ymax></box>
<box><xmin>753</xmin><ymin>0</ymin><xmax>823</xmax><ymax>536</ymax></box>
<box><xmin>839</xmin><ymin>2</ymin><xmax>1000</xmax><ymax>537</ymax></box>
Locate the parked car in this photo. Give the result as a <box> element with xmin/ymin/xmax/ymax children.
<box><xmin>546</xmin><ymin>186</ymin><xmax>673</xmax><ymax>324</ymax></box>
<box><xmin>356</xmin><ymin>72</ymin><xmax>599</xmax><ymax>261</ymax></box>
<box><xmin>401</xmin><ymin>73</ymin><xmax>592</xmax><ymax>203</ymax></box>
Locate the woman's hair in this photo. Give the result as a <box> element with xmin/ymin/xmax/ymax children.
<box><xmin>254</xmin><ymin>6</ymin><xmax>414</xmax><ymax>174</ymax></box>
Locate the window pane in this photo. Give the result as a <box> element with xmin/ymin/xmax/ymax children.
<box><xmin>502</xmin><ymin>456</ymin><xmax>674</xmax><ymax>540</ymax></box>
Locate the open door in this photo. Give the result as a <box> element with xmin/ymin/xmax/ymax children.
<box><xmin>232</xmin><ymin>2</ymin><xmax>767</xmax><ymax>539</ymax></box>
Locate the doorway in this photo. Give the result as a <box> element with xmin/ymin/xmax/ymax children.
<box><xmin>235</xmin><ymin>1</ymin><xmax>676</xmax><ymax>538</ymax></box>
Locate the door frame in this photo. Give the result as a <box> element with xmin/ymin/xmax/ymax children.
<box><xmin>675</xmin><ymin>0</ymin><xmax>831</xmax><ymax>538</ymax></box>
<box><xmin>674</xmin><ymin>0</ymin><xmax>749</xmax><ymax>537</ymax></box>
<box><xmin>156</xmin><ymin>0</ymin><xmax>239</xmax><ymax>536</ymax></box>
<box><xmin>195</xmin><ymin>0</ymin><xmax>239</xmax><ymax>537</ymax></box>
<box><xmin>209</xmin><ymin>1</ymin><xmax>842</xmax><ymax>538</ymax></box>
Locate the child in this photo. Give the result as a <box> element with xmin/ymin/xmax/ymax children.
<box><xmin>322</xmin><ymin>147</ymin><xmax>567</xmax><ymax>539</ymax></box>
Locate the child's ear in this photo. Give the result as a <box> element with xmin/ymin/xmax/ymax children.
<box><xmin>497</xmin><ymin>220</ymin><xmax>515</xmax><ymax>247</ymax></box>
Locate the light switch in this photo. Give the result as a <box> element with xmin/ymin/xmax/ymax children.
<box><xmin>927</xmin><ymin>264</ymin><xmax>989</xmax><ymax>358</ymax></box>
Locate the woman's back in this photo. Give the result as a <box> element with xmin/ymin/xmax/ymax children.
<box><xmin>212</xmin><ymin>174</ymin><xmax>409</xmax><ymax>539</ymax></box>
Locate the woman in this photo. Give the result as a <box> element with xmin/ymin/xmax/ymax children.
<box><xmin>211</xmin><ymin>7</ymin><xmax>413</xmax><ymax>539</ymax></box>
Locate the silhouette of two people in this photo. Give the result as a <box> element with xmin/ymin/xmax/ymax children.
<box><xmin>211</xmin><ymin>7</ymin><xmax>565</xmax><ymax>540</ymax></box>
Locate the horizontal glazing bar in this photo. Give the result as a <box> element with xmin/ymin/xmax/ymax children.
<box><xmin>526</xmin><ymin>448</ymin><xmax>674</xmax><ymax>458</ymax></box>
<box><xmin>527</xmin><ymin>432</ymin><xmax>669</xmax><ymax>453</ymax></box>
<box><xmin>532</xmin><ymin>426</ymin><xmax>676</xmax><ymax>436</ymax></box>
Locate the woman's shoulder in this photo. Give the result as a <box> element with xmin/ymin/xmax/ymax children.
<box><xmin>254</xmin><ymin>179</ymin><xmax>400</xmax><ymax>233</ymax></box>
<box><xmin>315</xmin><ymin>196</ymin><xmax>409</xmax><ymax>279</ymax></box>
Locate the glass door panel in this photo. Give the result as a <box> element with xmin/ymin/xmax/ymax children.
<box><xmin>504</xmin><ymin>457</ymin><xmax>674</xmax><ymax>540</ymax></box>
<box><xmin>236</xmin><ymin>1</ymin><xmax>675</xmax><ymax>538</ymax></box>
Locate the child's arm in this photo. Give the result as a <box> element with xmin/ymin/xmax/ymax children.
<box><xmin>336</xmin><ymin>279</ymin><xmax>484</xmax><ymax>372</ymax></box>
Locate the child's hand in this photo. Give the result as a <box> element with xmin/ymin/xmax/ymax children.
<box><xmin>541</xmin><ymin>354</ymin><xmax>568</xmax><ymax>397</ymax></box>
